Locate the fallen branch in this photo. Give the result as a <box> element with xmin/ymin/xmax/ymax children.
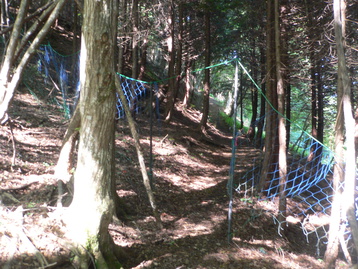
<box><xmin>115</xmin><ymin>75</ymin><xmax>162</xmax><ymax>229</ymax></box>
<box><xmin>0</xmin><ymin>192</ymin><xmax>20</xmax><ymax>204</ymax></box>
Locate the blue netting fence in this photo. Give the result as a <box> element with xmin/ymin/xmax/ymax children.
<box><xmin>36</xmin><ymin>44</ymin><xmax>80</xmax><ymax>119</ymax></box>
<box><xmin>234</xmin><ymin>120</ymin><xmax>335</xmax><ymax>255</ymax></box>
<box><xmin>115</xmin><ymin>75</ymin><xmax>154</xmax><ymax>119</ymax></box>
<box><xmin>31</xmin><ymin>44</ymin><xmax>356</xmax><ymax>258</ymax></box>
<box><xmin>230</xmin><ymin>61</ymin><xmax>356</xmax><ymax>258</ymax></box>
<box><xmin>34</xmin><ymin>44</ymin><xmax>154</xmax><ymax>120</ymax></box>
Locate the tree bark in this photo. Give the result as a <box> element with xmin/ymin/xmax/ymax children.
<box><xmin>247</xmin><ymin>43</ymin><xmax>258</xmax><ymax>142</ymax></box>
<box><xmin>174</xmin><ymin>1</ymin><xmax>184</xmax><ymax>101</ymax></box>
<box><xmin>274</xmin><ymin>0</ymin><xmax>287</xmax><ymax>226</ymax></box>
<box><xmin>64</xmin><ymin>0</ymin><xmax>125</xmax><ymax>267</ymax></box>
<box><xmin>199</xmin><ymin>6</ymin><xmax>211</xmax><ymax>132</ymax></box>
<box><xmin>0</xmin><ymin>0</ymin><xmax>29</xmax><ymax>84</ymax></box>
<box><xmin>13</xmin><ymin>1</ymin><xmax>57</xmax><ymax>63</ymax></box>
<box><xmin>117</xmin><ymin>0</ymin><xmax>128</xmax><ymax>74</ymax></box>
<box><xmin>183</xmin><ymin>59</ymin><xmax>192</xmax><ymax>107</ymax></box>
<box><xmin>335</xmin><ymin>0</ymin><xmax>358</xmax><ymax>263</ymax></box>
<box><xmin>131</xmin><ymin>0</ymin><xmax>139</xmax><ymax>79</ymax></box>
<box><xmin>0</xmin><ymin>0</ymin><xmax>9</xmax><ymax>40</ymax></box>
<box><xmin>259</xmin><ymin>0</ymin><xmax>278</xmax><ymax>192</ymax></box>
<box><xmin>164</xmin><ymin>0</ymin><xmax>176</xmax><ymax>122</ymax></box>
<box><xmin>325</xmin><ymin>0</ymin><xmax>356</xmax><ymax>267</ymax></box>
<box><xmin>255</xmin><ymin>46</ymin><xmax>266</xmax><ymax>148</ymax></box>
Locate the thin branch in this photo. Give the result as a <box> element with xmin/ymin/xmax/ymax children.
<box><xmin>14</xmin><ymin>1</ymin><xmax>58</xmax><ymax>61</ymax></box>
<box><xmin>115</xmin><ymin>75</ymin><xmax>162</xmax><ymax>229</ymax></box>
<box><xmin>0</xmin><ymin>1</ymin><xmax>54</xmax><ymax>35</ymax></box>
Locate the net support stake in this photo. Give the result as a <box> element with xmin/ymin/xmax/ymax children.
<box><xmin>149</xmin><ymin>83</ymin><xmax>154</xmax><ymax>190</ymax></box>
<box><xmin>227</xmin><ymin>59</ymin><xmax>239</xmax><ymax>243</ymax></box>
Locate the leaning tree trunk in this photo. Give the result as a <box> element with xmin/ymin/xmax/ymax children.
<box><xmin>0</xmin><ymin>0</ymin><xmax>67</xmax><ymax>123</ymax></box>
<box><xmin>335</xmin><ymin>0</ymin><xmax>358</xmax><ymax>262</ymax></box>
<box><xmin>64</xmin><ymin>0</ymin><xmax>125</xmax><ymax>267</ymax></box>
<box><xmin>115</xmin><ymin>76</ymin><xmax>162</xmax><ymax>229</ymax></box>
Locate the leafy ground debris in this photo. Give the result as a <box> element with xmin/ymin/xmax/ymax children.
<box><xmin>0</xmin><ymin>88</ymin><xmax>349</xmax><ymax>268</ymax></box>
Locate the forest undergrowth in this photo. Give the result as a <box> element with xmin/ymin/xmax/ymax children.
<box><xmin>0</xmin><ymin>87</ymin><xmax>350</xmax><ymax>268</ymax></box>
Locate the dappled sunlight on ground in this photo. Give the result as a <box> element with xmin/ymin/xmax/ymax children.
<box><xmin>1</xmin><ymin>95</ymin><xmax>348</xmax><ymax>268</ymax></box>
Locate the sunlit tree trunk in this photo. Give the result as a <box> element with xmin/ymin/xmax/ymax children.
<box><xmin>138</xmin><ymin>36</ymin><xmax>148</xmax><ymax>80</ymax></box>
<box><xmin>259</xmin><ymin>0</ymin><xmax>278</xmax><ymax>192</ymax></box>
<box><xmin>274</xmin><ymin>0</ymin><xmax>287</xmax><ymax>225</ymax></box>
<box><xmin>182</xmin><ymin>8</ymin><xmax>193</xmax><ymax>108</ymax></box>
<box><xmin>325</xmin><ymin>0</ymin><xmax>357</xmax><ymax>267</ymax></box>
<box><xmin>64</xmin><ymin>0</ymin><xmax>125</xmax><ymax>267</ymax></box>
<box><xmin>333</xmin><ymin>0</ymin><xmax>358</xmax><ymax>260</ymax></box>
<box><xmin>164</xmin><ymin>0</ymin><xmax>176</xmax><ymax>122</ymax></box>
<box><xmin>183</xmin><ymin>59</ymin><xmax>192</xmax><ymax>107</ymax></box>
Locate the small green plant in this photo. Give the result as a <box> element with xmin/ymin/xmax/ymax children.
<box><xmin>219</xmin><ymin>111</ymin><xmax>241</xmax><ymax>130</ymax></box>
<box><xmin>27</xmin><ymin>202</ymin><xmax>36</xmax><ymax>208</ymax></box>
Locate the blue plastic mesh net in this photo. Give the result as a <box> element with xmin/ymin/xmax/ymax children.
<box><xmin>233</xmin><ymin>109</ymin><xmax>354</xmax><ymax>256</ymax></box>
<box><xmin>115</xmin><ymin>76</ymin><xmax>149</xmax><ymax>119</ymax></box>
<box><xmin>37</xmin><ymin>44</ymin><xmax>80</xmax><ymax>118</ymax></box>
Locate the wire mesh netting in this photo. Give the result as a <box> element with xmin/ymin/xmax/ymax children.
<box><xmin>234</xmin><ymin>118</ymin><xmax>337</xmax><ymax>254</ymax></box>
<box><xmin>35</xmin><ymin>44</ymin><xmax>153</xmax><ymax>120</ymax></box>
<box><xmin>36</xmin><ymin>44</ymin><xmax>80</xmax><ymax>118</ymax></box>
<box><xmin>115</xmin><ymin>76</ymin><xmax>150</xmax><ymax>119</ymax></box>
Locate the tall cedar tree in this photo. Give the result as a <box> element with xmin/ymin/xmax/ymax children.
<box><xmin>64</xmin><ymin>0</ymin><xmax>126</xmax><ymax>267</ymax></box>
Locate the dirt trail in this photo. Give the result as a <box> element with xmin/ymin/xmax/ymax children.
<box><xmin>0</xmin><ymin>92</ymin><xmax>335</xmax><ymax>268</ymax></box>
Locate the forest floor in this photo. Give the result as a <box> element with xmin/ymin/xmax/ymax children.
<box><xmin>0</xmin><ymin>86</ymin><xmax>350</xmax><ymax>269</ymax></box>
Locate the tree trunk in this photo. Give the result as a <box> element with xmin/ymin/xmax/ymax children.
<box><xmin>131</xmin><ymin>0</ymin><xmax>139</xmax><ymax>79</ymax></box>
<box><xmin>0</xmin><ymin>0</ymin><xmax>29</xmax><ymax>83</ymax></box>
<box><xmin>64</xmin><ymin>0</ymin><xmax>125</xmax><ymax>267</ymax></box>
<box><xmin>174</xmin><ymin>2</ymin><xmax>183</xmax><ymax>101</ymax></box>
<box><xmin>164</xmin><ymin>0</ymin><xmax>176</xmax><ymax>122</ymax></box>
<box><xmin>117</xmin><ymin>0</ymin><xmax>128</xmax><ymax>74</ymax></box>
<box><xmin>274</xmin><ymin>0</ymin><xmax>287</xmax><ymax>226</ymax></box>
<box><xmin>325</xmin><ymin>0</ymin><xmax>356</xmax><ymax>267</ymax></box>
<box><xmin>199</xmin><ymin>6</ymin><xmax>211</xmax><ymax>132</ymax></box>
<box><xmin>138</xmin><ymin>36</ymin><xmax>148</xmax><ymax>80</ymax></box>
<box><xmin>335</xmin><ymin>0</ymin><xmax>358</xmax><ymax>263</ymax></box>
<box><xmin>0</xmin><ymin>0</ymin><xmax>9</xmax><ymax>41</ymax></box>
<box><xmin>183</xmin><ymin>59</ymin><xmax>192</xmax><ymax>107</ymax></box>
<box><xmin>259</xmin><ymin>0</ymin><xmax>278</xmax><ymax>192</ymax></box>
<box><xmin>255</xmin><ymin>46</ymin><xmax>266</xmax><ymax>148</ymax></box>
